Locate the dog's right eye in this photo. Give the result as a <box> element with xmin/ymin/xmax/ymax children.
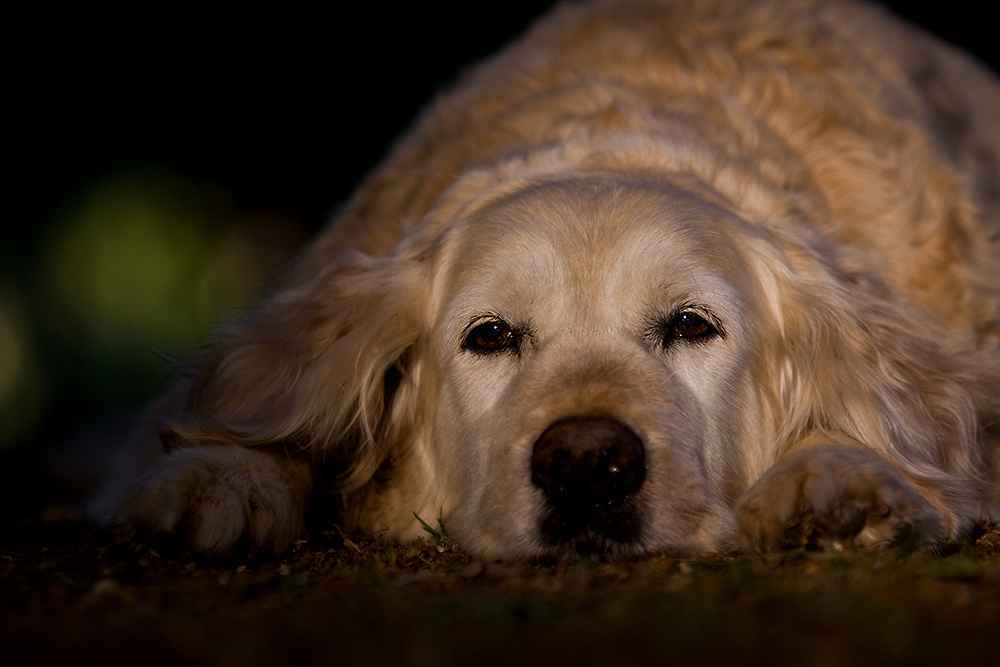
<box><xmin>653</xmin><ymin>308</ymin><xmax>723</xmax><ymax>350</ymax></box>
<box><xmin>463</xmin><ymin>320</ymin><xmax>518</xmax><ymax>355</ymax></box>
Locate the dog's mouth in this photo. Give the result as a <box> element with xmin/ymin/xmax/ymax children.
<box><xmin>536</xmin><ymin>495</ymin><xmax>646</xmax><ymax>558</ymax></box>
<box><xmin>531</xmin><ymin>416</ymin><xmax>647</xmax><ymax>557</ymax></box>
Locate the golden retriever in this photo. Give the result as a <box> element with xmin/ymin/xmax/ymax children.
<box><xmin>92</xmin><ymin>0</ymin><xmax>1000</xmax><ymax>560</ymax></box>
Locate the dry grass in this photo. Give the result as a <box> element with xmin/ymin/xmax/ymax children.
<box><xmin>3</xmin><ymin>513</ymin><xmax>999</xmax><ymax>666</ymax></box>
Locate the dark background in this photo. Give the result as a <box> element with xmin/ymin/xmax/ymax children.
<box><xmin>3</xmin><ymin>2</ymin><xmax>998</xmax><ymax>483</ymax></box>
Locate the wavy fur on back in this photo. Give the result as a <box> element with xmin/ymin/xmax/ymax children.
<box><xmin>93</xmin><ymin>0</ymin><xmax>1000</xmax><ymax>559</ymax></box>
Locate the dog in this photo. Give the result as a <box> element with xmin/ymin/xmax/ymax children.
<box><xmin>92</xmin><ymin>0</ymin><xmax>1000</xmax><ymax>560</ymax></box>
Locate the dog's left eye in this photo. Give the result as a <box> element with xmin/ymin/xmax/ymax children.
<box><xmin>463</xmin><ymin>320</ymin><xmax>518</xmax><ymax>355</ymax></box>
<box><xmin>661</xmin><ymin>310</ymin><xmax>720</xmax><ymax>346</ymax></box>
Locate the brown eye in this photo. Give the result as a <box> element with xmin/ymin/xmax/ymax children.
<box><xmin>672</xmin><ymin>312</ymin><xmax>712</xmax><ymax>338</ymax></box>
<box><xmin>661</xmin><ymin>310</ymin><xmax>720</xmax><ymax>347</ymax></box>
<box><xmin>463</xmin><ymin>320</ymin><xmax>518</xmax><ymax>355</ymax></box>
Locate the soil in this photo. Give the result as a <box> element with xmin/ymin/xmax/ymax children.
<box><xmin>3</xmin><ymin>508</ymin><xmax>999</xmax><ymax>667</ymax></box>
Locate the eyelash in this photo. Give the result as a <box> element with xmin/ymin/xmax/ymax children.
<box><xmin>655</xmin><ymin>308</ymin><xmax>723</xmax><ymax>348</ymax></box>
<box><xmin>461</xmin><ymin>317</ymin><xmax>522</xmax><ymax>356</ymax></box>
<box><xmin>461</xmin><ymin>308</ymin><xmax>722</xmax><ymax>356</ymax></box>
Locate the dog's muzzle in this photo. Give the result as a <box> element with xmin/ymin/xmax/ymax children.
<box><xmin>530</xmin><ymin>416</ymin><xmax>646</xmax><ymax>548</ymax></box>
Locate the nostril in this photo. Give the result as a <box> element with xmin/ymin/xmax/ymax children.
<box><xmin>531</xmin><ymin>416</ymin><xmax>645</xmax><ymax>506</ymax></box>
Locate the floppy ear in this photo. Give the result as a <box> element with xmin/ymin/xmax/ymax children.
<box><xmin>162</xmin><ymin>244</ymin><xmax>430</xmax><ymax>493</ymax></box>
<box><xmin>749</xmin><ymin>237</ymin><xmax>1000</xmax><ymax>514</ymax></box>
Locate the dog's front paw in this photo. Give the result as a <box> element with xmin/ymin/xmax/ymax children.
<box><xmin>96</xmin><ymin>445</ymin><xmax>313</xmax><ymax>556</ymax></box>
<box><xmin>735</xmin><ymin>444</ymin><xmax>943</xmax><ymax>551</ymax></box>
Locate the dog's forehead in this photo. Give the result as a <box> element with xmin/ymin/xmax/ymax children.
<box><xmin>439</xmin><ymin>175</ymin><xmax>752</xmax><ymax>303</ymax></box>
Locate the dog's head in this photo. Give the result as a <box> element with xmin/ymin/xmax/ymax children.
<box><xmin>165</xmin><ymin>166</ymin><xmax>991</xmax><ymax>560</ymax></box>
<box><xmin>417</xmin><ymin>173</ymin><xmax>777</xmax><ymax>558</ymax></box>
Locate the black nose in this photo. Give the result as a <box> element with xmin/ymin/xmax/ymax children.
<box><xmin>531</xmin><ymin>416</ymin><xmax>645</xmax><ymax>509</ymax></box>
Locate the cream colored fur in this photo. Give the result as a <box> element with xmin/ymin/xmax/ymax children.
<box><xmin>93</xmin><ymin>0</ymin><xmax>1000</xmax><ymax>559</ymax></box>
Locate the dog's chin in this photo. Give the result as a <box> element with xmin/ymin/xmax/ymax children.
<box><xmin>537</xmin><ymin>492</ymin><xmax>643</xmax><ymax>543</ymax></box>
<box><xmin>528</xmin><ymin>529</ymin><xmax>707</xmax><ymax>564</ymax></box>
<box><xmin>464</xmin><ymin>500</ymin><xmax>716</xmax><ymax>563</ymax></box>
<box><xmin>527</xmin><ymin>519</ymin><xmax>726</xmax><ymax>563</ymax></box>
<box><xmin>532</xmin><ymin>537</ymin><xmax>649</xmax><ymax>564</ymax></box>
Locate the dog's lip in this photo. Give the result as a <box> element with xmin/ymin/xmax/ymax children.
<box><xmin>532</xmin><ymin>518</ymin><xmax>651</xmax><ymax>561</ymax></box>
<box><xmin>535</xmin><ymin>487</ymin><xmax>647</xmax><ymax>550</ymax></box>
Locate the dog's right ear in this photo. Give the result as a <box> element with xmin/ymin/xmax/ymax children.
<box><xmin>162</xmin><ymin>243</ymin><xmax>431</xmax><ymax>491</ymax></box>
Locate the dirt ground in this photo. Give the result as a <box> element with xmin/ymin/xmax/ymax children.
<box><xmin>3</xmin><ymin>505</ymin><xmax>999</xmax><ymax>667</ymax></box>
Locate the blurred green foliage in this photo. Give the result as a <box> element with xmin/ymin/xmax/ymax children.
<box><xmin>0</xmin><ymin>285</ymin><xmax>43</xmax><ymax>452</ymax></box>
<box><xmin>1</xmin><ymin>164</ymin><xmax>304</xmax><ymax>453</ymax></box>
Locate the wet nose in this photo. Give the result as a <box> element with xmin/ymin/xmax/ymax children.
<box><xmin>530</xmin><ymin>416</ymin><xmax>645</xmax><ymax>507</ymax></box>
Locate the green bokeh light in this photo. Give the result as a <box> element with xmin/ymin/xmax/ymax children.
<box><xmin>0</xmin><ymin>286</ymin><xmax>43</xmax><ymax>452</ymax></box>
<box><xmin>0</xmin><ymin>165</ymin><xmax>304</xmax><ymax>452</ymax></box>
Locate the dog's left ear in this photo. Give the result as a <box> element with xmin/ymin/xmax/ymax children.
<box><xmin>162</xmin><ymin>241</ymin><xmax>431</xmax><ymax>491</ymax></box>
<box><xmin>748</xmin><ymin>235</ymin><xmax>1000</xmax><ymax>509</ymax></box>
